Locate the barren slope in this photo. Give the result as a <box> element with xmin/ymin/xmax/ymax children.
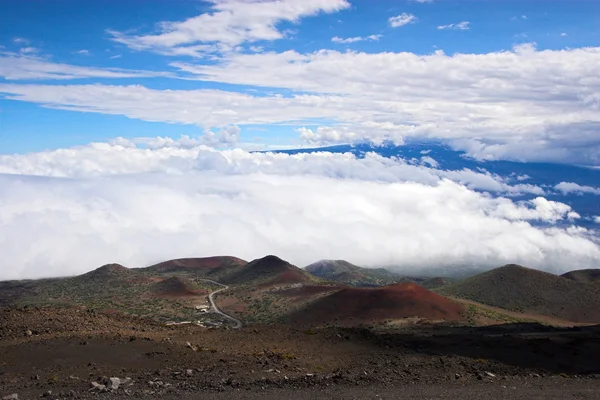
<box><xmin>439</xmin><ymin>264</ymin><xmax>600</xmax><ymax>323</ymax></box>
<box><xmin>290</xmin><ymin>283</ymin><xmax>464</xmax><ymax>325</ymax></box>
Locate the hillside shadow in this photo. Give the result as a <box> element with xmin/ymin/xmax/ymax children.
<box><xmin>354</xmin><ymin>323</ymin><xmax>600</xmax><ymax>375</ymax></box>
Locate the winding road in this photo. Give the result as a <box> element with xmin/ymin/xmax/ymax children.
<box><xmin>198</xmin><ymin>279</ymin><xmax>243</xmax><ymax>329</ymax></box>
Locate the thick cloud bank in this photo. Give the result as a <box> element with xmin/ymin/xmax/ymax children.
<box><xmin>0</xmin><ymin>141</ymin><xmax>598</xmax><ymax>280</ymax></box>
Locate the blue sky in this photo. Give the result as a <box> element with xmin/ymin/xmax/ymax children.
<box><xmin>0</xmin><ymin>1</ymin><xmax>600</xmax><ymax>280</ymax></box>
<box><xmin>1</xmin><ymin>0</ymin><xmax>599</xmax><ymax>162</ymax></box>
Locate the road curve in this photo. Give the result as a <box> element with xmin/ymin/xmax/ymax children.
<box><xmin>198</xmin><ymin>279</ymin><xmax>243</xmax><ymax>329</ymax></box>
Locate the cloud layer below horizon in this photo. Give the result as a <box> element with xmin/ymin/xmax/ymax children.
<box><xmin>0</xmin><ymin>140</ymin><xmax>598</xmax><ymax>281</ymax></box>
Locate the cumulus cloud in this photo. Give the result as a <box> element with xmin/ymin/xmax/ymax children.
<box><xmin>108</xmin><ymin>0</ymin><xmax>350</xmax><ymax>57</ymax></box>
<box><xmin>438</xmin><ymin>21</ymin><xmax>470</xmax><ymax>30</ymax></box>
<box><xmin>388</xmin><ymin>13</ymin><xmax>417</xmax><ymax>28</ymax></box>
<box><xmin>0</xmin><ymin>53</ymin><xmax>171</xmax><ymax>80</ymax></box>
<box><xmin>331</xmin><ymin>35</ymin><xmax>381</xmax><ymax>44</ymax></box>
<box><xmin>1</xmin><ymin>140</ymin><xmax>597</xmax><ymax>281</ymax></box>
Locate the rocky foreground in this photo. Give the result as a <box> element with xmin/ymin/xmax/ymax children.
<box><xmin>1</xmin><ymin>306</ymin><xmax>600</xmax><ymax>399</ymax></box>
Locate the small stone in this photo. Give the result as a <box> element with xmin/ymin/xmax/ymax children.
<box><xmin>25</xmin><ymin>330</ymin><xmax>32</xmax><ymax>337</ymax></box>
<box><xmin>186</xmin><ymin>369</ymin><xmax>193</xmax><ymax>377</ymax></box>
<box><xmin>2</xmin><ymin>394</ymin><xmax>18</xmax><ymax>400</ymax></box>
<box><xmin>107</xmin><ymin>377</ymin><xmax>120</xmax><ymax>390</ymax></box>
<box><xmin>42</xmin><ymin>390</ymin><xmax>52</xmax><ymax>397</ymax></box>
<box><xmin>484</xmin><ymin>372</ymin><xmax>496</xmax><ymax>378</ymax></box>
<box><xmin>89</xmin><ymin>381</ymin><xmax>106</xmax><ymax>392</ymax></box>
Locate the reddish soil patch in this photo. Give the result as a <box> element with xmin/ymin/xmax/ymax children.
<box><xmin>151</xmin><ymin>277</ymin><xmax>206</xmax><ymax>298</ymax></box>
<box><xmin>274</xmin><ymin>285</ymin><xmax>341</xmax><ymax>302</ymax></box>
<box><xmin>290</xmin><ymin>283</ymin><xmax>464</xmax><ymax>325</ymax></box>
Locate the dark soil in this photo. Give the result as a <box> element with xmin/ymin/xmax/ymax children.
<box><xmin>1</xmin><ymin>306</ymin><xmax>599</xmax><ymax>399</ymax></box>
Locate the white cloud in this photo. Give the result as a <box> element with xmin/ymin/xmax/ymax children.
<box><xmin>412</xmin><ymin>0</ymin><xmax>433</xmax><ymax>3</ymax></box>
<box><xmin>0</xmin><ymin>53</ymin><xmax>171</xmax><ymax>80</ymax></box>
<box><xmin>595</xmin><ymin>216</ymin><xmax>600</xmax><ymax>224</ymax></box>
<box><xmin>420</xmin><ymin>156</ymin><xmax>439</xmax><ymax>168</ymax></box>
<box><xmin>0</xmin><ymin>138</ymin><xmax>545</xmax><ymax>198</ymax></box>
<box><xmin>555</xmin><ymin>182</ymin><xmax>600</xmax><ymax>195</ymax></box>
<box><xmin>19</xmin><ymin>47</ymin><xmax>39</xmax><ymax>55</ymax></box>
<box><xmin>77</xmin><ymin>49</ymin><xmax>91</xmax><ymax>56</ymax></box>
<box><xmin>331</xmin><ymin>34</ymin><xmax>381</xmax><ymax>44</ymax></box>
<box><xmin>110</xmin><ymin>54</ymin><xmax>122</xmax><ymax>59</ymax></box>
<box><xmin>109</xmin><ymin>0</ymin><xmax>350</xmax><ymax>57</ymax></box>
<box><xmin>389</xmin><ymin>13</ymin><xmax>417</xmax><ymax>28</ymax></box>
<box><xmin>2</xmin><ymin>44</ymin><xmax>600</xmax><ymax>164</ymax></box>
<box><xmin>438</xmin><ymin>21</ymin><xmax>470</xmax><ymax>30</ymax></box>
<box><xmin>561</xmin><ymin>33</ymin><xmax>567</xmax><ymax>37</ymax></box>
<box><xmin>13</xmin><ymin>37</ymin><xmax>30</xmax><ymax>45</ymax></box>
<box><xmin>0</xmin><ymin>140</ymin><xmax>597</xmax><ymax>281</ymax></box>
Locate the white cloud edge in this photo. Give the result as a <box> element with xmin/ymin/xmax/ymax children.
<box><xmin>0</xmin><ymin>139</ymin><xmax>598</xmax><ymax>281</ymax></box>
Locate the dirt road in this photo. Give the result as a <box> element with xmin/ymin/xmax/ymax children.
<box><xmin>199</xmin><ymin>279</ymin><xmax>243</xmax><ymax>329</ymax></box>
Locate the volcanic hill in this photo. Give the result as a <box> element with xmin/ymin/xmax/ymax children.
<box><xmin>561</xmin><ymin>269</ymin><xmax>600</xmax><ymax>284</ymax></box>
<box><xmin>290</xmin><ymin>282</ymin><xmax>464</xmax><ymax>325</ymax></box>
<box><xmin>438</xmin><ymin>264</ymin><xmax>600</xmax><ymax>323</ymax></box>
<box><xmin>221</xmin><ymin>255</ymin><xmax>314</xmax><ymax>286</ymax></box>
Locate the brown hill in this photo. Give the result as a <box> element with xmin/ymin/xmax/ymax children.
<box><xmin>561</xmin><ymin>269</ymin><xmax>600</xmax><ymax>284</ymax></box>
<box><xmin>146</xmin><ymin>256</ymin><xmax>247</xmax><ymax>273</ymax></box>
<box><xmin>439</xmin><ymin>264</ymin><xmax>600</xmax><ymax>323</ymax></box>
<box><xmin>151</xmin><ymin>277</ymin><xmax>204</xmax><ymax>297</ymax></box>
<box><xmin>81</xmin><ymin>263</ymin><xmax>132</xmax><ymax>279</ymax></box>
<box><xmin>290</xmin><ymin>283</ymin><xmax>464</xmax><ymax>325</ymax></box>
<box><xmin>222</xmin><ymin>255</ymin><xmax>313</xmax><ymax>286</ymax></box>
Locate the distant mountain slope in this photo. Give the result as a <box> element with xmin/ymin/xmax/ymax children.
<box><xmin>304</xmin><ymin>260</ymin><xmax>452</xmax><ymax>289</ymax></box>
<box><xmin>222</xmin><ymin>255</ymin><xmax>314</xmax><ymax>286</ymax></box>
<box><xmin>561</xmin><ymin>269</ymin><xmax>600</xmax><ymax>284</ymax></box>
<box><xmin>438</xmin><ymin>264</ymin><xmax>600</xmax><ymax>323</ymax></box>
<box><xmin>145</xmin><ymin>256</ymin><xmax>247</xmax><ymax>273</ymax></box>
<box><xmin>305</xmin><ymin>260</ymin><xmax>405</xmax><ymax>287</ymax></box>
<box><xmin>290</xmin><ymin>283</ymin><xmax>464</xmax><ymax>325</ymax></box>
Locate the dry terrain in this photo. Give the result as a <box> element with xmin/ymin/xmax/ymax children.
<box><xmin>2</xmin><ymin>257</ymin><xmax>600</xmax><ymax>398</ymax></box>
<box><xmin>1</xmin><ymin>306</ymin><xmax>600</xmax><ymax>399</ymax></box>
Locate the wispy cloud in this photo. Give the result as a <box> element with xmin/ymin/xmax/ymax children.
<box><xmin>438</xmin><ymin>21</ymin><xmax>470</xmax><ymax>30</ymax></box>
<box><xmin>331</xmin><ymin>34</ymin><xmax>381</xmax><ymax>44</ymax></box>
<box><xmin>13</xmin><ymin>37</ymin><xmax>29</xmax><ymax>45</ymax></box>
<box><xmin>389</xmin><ymin>13</ymin><xmax>417</xmax><ymax>28</ymax></box>
<box><xmin>3</xmin><ymin>44</ymin><xmax>600</xmax><ymax>164</ymax></box>
<box><xmin>0</xmin><ymin>53</ymin><xmax>171</xmax><ymax>80</ymax></box>
<box><xmin>108</xmin><ymin>0</ymin><xmax>351</xmax><ymax>57</ymax></box>
<box><xmin>19</xmin><ymin>47</ymin><xmax>39</xmax><ymax>55</ymax></box>
<box><xmin>76</xmin><ymin>49</ymin><xmax>91</xmax><ymax>56</ymax></box>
